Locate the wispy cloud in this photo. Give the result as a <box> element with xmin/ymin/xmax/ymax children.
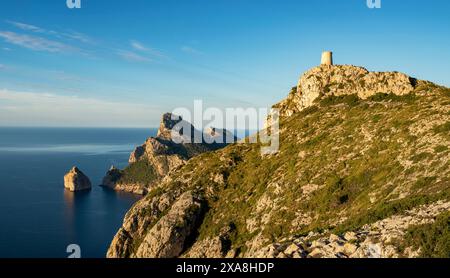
<box><xmin>6</xmin><ymin>20</ymin><xmax>95</xmax><ymax>44</ymax></box>
<box><xmin>0</xmin><ymin>89</ymin><xmax>161</xmax><ymax>127</ymax></box>
<box><xmin>63</xmin><ymin>31</ymin><xmax>95</xmax><ymax>44</ymax></box>
<box><xmin>117</xmin><ymin>50</ymin><xmax>152</xmax><ymax>63</ymax></box>
<box><xmin>0</xmin><ymin>31</ymin><xmax>76</xmax><ymax>53</ymax></box>
<box><xmin>130</xmin><ymin>40</ymin><xmax>167</xmax><ymax>58</ymax></box>
<box><xmin>181</xmin><ymin>45</ymin><xmax>204</xmax><ymax>55</ymax></box>
<box><xmin>6</xmin><ymin>21</ymin><xmax>45</xmax><ymax>33</ymax></box>
<box><xmin>130</xmin><ymin>40</ymin><xmax>148</xmax><ymax>51</ymax></box>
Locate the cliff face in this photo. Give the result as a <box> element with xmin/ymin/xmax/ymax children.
<box><xmin>102</xmin><ymin>113</ymin><xmax>236</xmax><ymax>195</ymax></box>
<box><xmin>108</xmin><ymin>65</ymin><xmax>450</xmax><ymax>258</ymax></box>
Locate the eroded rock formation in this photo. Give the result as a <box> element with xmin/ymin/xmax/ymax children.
<box><xmin>64</xmin><ymin>167</ymin><xmax>91</xmax><ymax>192</ymax></box>
<box><xmin>102</xmin><ymin>113</ymin><xmax>237</xmax><ymax>195</ymax></box>
<box><xmin>274</xmin><ymin>64</ymin><xmax>417</xmax><ymax>117</ymax></box>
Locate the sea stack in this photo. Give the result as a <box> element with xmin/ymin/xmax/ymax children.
<box><xmin>64</xmin><ymin>167</ymin><xmax>92</xmax><ymax>192</ymax></box>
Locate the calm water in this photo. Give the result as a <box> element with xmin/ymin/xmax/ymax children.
<box><xmin>0</xmin><ymin>127</ymin><xmax>157</xmax><ymax>258</ymax></box>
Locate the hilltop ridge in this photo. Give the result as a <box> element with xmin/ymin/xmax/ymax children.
<box><xmin>273</xmin><ymin>64</ymin><xmax>430</xmax><ymax>117</ymax></box>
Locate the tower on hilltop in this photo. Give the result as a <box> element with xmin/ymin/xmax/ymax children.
<box><xmin>321</xmin><ymin>51</ymin><xmax>333</xmax><ymax>65</ymax></box>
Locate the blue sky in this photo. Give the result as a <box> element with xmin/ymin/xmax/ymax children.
<box><xmin>0</xmin><ymin>0</ymin><xmax>449</xmax><ymax>127</ymax></box>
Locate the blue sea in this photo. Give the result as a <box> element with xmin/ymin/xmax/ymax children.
<box><xmin>0</xmin><ymin>127</ymin><xmax>156</xmax><ymax>258</ymax></box>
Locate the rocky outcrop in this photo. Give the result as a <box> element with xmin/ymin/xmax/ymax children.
<box><xmin>274</xmin><ymin>65</ymin><xmax>417</xmax><ymax>117</ymax></box>
<box><xmin>129</xmin><ymin>113</ymin><xmax>235</xmax><ymax>165</ymax></box>
<box><xmin>183</xmin><ymin>224</ymin><xmax>237</xmax><ymax>258</ymax></box>
<box><xmin>101</xmin><ymin>165</ymin><xmax>149</xmax><ymax>195</ymax></box>
<box><xmin>64</xmin><ymin>167</ymin><xmax>91</xmax><ymax>192</ymax></box>
<box><xmin>105</xmin><ymin>113</ymin><xmax>236</xmax><ymax>195</ymax></box>
<box><xmin>107</xmin><ymin>189</ymin><xmax>205</xmax><ymax>258</ymax></box>
<box><xmin>134</xmin><ymin>191</ymin><xmax>205</xmax><ymax>258</ymax></box>
<box><xmin>102</xmin><ymin>165</ymin><xmax>121</xmax><ymax>188</ymax></box>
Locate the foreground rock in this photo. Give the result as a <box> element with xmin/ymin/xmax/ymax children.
<box><xmin>64</xmin><ymin>167</ymin><xmax>91</xmax><ymax>192</ymax></box>
<box><xmin>134</xmin><ymin>191</ymin><xmax>205</xmax><ymax>258</ymax></box>
<box><xmin>107</xmin><ymin>188</ymin><xmax>205</xmax><ymax>258</ymax></box>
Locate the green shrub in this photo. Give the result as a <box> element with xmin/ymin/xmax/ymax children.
<box><xmin>402</xmin><ymin>211</ymin><xmax>450</xmax><ymax>258</ymax></box>
<box><xmin>319</xmin><ymin>95</ymin><xmax>360</xmax><ymax>107</ymax></box>
<box><xmin>368</xmin><ymin>93</ymin><xmax>417</xmax><ymax>103</ymax></box>
<box><xmin>118</xmin><ymin>160</ymin><xmax>157</xmax><ymax>185</ymax></box>
<box><xmin>434</xmin><ymin>145</ymin><xmax>448</xmax><ymax>153</ymax></box>
<box><xmin>434</xmin><ymin>122</ymin><xmax>450</xmax><ymax>134</ymax></box>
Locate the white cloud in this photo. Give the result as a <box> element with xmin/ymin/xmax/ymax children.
<box><xmin>130</xmin><ymin>40</ymin><xmax>148</xmax><ymax>51</ymax></box>
<box><xmin>130</xmin><ymin>40</ymin><xmax>167</xmax><ymax>59</ymax></box>
<box><xmin>0</xmin><ymin>89</ymin><xmax>162</xmax><ymax>127</ymax></box>
<box><xmin>6</xmin><ymin>20</ymin><xmax>94</xmax><ymax>44</ymax></box>
<box><xmin>181</xmin><ymin>46</ymin><xmax>204</xmax><ymax>55</ymax></box>
<box><xmin>0</xmin><ymin>31</ymin><xmax>76</xmax><ymax>53</ymax></box>
<box><xmin>63</xmin><ymin>31</ymin><xmax>95</xmax><ymax>44</ymax></box>
<box><xmin>117</xmin><ymin>50</ymin><xmax>152</xmax><ymax>63</ymax></box>
<box><xmin>6</xmin><ymin>21</ymin><xmax>45</xmax><ymax>33</ymax></box>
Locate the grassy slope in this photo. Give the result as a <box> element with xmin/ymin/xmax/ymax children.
<box><xmin>129</xmin><ymin>83</ymin><xmax>450</xmax><ymax>256</ymax></box>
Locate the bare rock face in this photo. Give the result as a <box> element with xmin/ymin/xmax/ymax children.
<box><xmin>64</xmin><ymin>167</ymin><xmax>91</xmax><ymax>192</ymax></box>
<box><xmin>133</xmin><ymin>191</ymin><xmax>205</xmax><ymax>258</ymax></box>
<box><xmin>107</xmin><ymin>183</ymin><xmax>184</xmax><ymax>258</ymax></box>
<box><xmin>274</xmin><ymin>65</ymin><xmax>417</xmax><ymax>117</ymax></box>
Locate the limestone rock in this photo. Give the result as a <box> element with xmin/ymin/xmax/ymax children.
<box><xmin>134</xmin><ymin>191</ymin><xmax>205</xmax><ymax>258</ymax></box>
<box><xmin>64</xmin><ymin>167</ymin><xmax>91</xmax><ymax>192</ymax></box>
<box><xmin>274</xmin><ymin>64</ymin><xmax>417</xmax><ymax>117</ymax></box>
<box><xmin>107</xmin><ymin>187</ymin><xmax>181</xmax><ymax>258</ymax></box>
<box><xmin>105</xmin><ymin>113</ymin><xmax>235</xmax><ymax>195</ymax></box>
<box><xmin>284</xmin><ymin>243</ymin><xmax>301</xmax><ymax>256</ymax></box>
<box><xmin>101</xmin><ymin>165</ymin><xmax>122</xmax><ymax>188</ymax></box>
<box><xmin>343</xmin><ymin>243</ymin><xmax>358</xmax><ymax>256</ymax></box>
<box><xmin>183</xmin><ymin>237</ymin><xmax>226</xmax><ymax>258</ymax></box>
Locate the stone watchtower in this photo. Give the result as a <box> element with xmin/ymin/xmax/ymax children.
<box><xmin>321</xmin><ymin>51</ymin><xmax>333</xmax><ymax>65</ymax></box>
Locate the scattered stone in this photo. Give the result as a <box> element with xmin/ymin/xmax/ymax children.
<box><xmin>284</xmin><ymin>243</ymin><xmax>300</xmax><ymax>255</ymax></box>
<box><xmin>343</xmin><ymin>243</ymin><xmax>358</xmax><ymax>256</ymax></box>
<box><xmin>343</xmin><ymin>232</ymin><xmax>357</xmax><ymax>241</ymax></box>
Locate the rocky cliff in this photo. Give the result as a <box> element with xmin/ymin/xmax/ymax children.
<box><xmin>64</xmin><ymin>167</ymin><xmax>91</xmax><ymax>192</ymax></box>
<box><xmin>273</xmin><ymin>65</ymin><xmax>420</xmax><ymax>117</ymax></box>
<box><xmin>102</xmin><ymin>113</ymin><xmax>237</xmax><ymax>195</ymax></box>
<box><xmin>108</xmin><ymin>64</ymin><xmax>450</xmax><ymax>258</ymax></box>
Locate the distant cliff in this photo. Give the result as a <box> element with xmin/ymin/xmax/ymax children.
<box><xmin>102</xmin><ymin>113</ymin><xmax>236</xmax><ymax>195</ymax></box>
<box><xmin>108</xmin><ymin>63</ymin><xmax>450</xmax><ymax>258</ymax></box>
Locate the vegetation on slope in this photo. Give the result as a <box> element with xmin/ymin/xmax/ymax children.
<box><xmin>115</xmin><ymin>83</ymin><xmax>450</xmax><ymax>257</ymax></box>
<box><xmin>399</xmin><ymin>211</ymin><xmax>450</xmax><ymax>258</ymax></box>
<box><xmin>117</xmin><ymin>160</ymin><xmax>157</xmax><ymax>186</ymax></box>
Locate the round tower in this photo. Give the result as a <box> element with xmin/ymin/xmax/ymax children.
<box><xmin>321</xmin><ymin>51</ymin><xmax>333</xmax><ymax>65</ymax></box>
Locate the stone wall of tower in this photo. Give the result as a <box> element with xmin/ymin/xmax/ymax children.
<box><xmin>321</xmin><ymin>51</ymin><xmax>333</xmax><ymax>65</ymax></box>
